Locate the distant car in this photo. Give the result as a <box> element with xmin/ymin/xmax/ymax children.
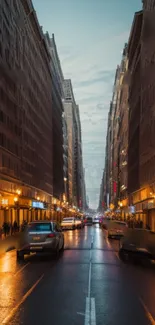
<box><xmin>17</xmin><ymin>221</ymin><xmax>64</xmax><ymax>261</ymax></box>
<box><xmin>119</xmin><ymin>228</ymin><xmax>155</xmax><ymax>263</ymax></box>
<box><xmin>93</xmin><ymin>216</ymin><xmax>100</xmax><ymax>224</ymax></box>
<box><xmin>85</xmin><ymin>217</ymin><xmax>93</xmax><ymax>226</ymax></box>
<box><xmin>61</xmin><ymin>217</ymin><xmax>76</xmax><ymax>230</ymax></box>
<box><xmin>107</xmin><ymin>220</ymin><xmax>128</xmax><ymax>239</ymax></box>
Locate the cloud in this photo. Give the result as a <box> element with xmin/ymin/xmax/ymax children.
<box><xmin>74</xmin><ymin>69</ymin><xmax>115</xmax><ymax>88</ymax></box>
<box><xmin>77</xmin><ymin>95</ymin><xmax>105</xmax><ymax>105</ymax></box>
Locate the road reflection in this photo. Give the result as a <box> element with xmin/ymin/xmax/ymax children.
<box><xmin>63</xmin><ymin>227</ymin><xmax>90</xmax><ymax>249</ymax></box>
<box><xmin>0</xmin><ymin>252</ymin><xmax>16</xmax><ymax>273</ymax></box>
<box><xmin>0</xmin><ymin>226</ymin><xmax>154</xmax><ymax>325</ymax></box>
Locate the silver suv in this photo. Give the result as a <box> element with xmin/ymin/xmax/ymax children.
<box><xmin>17</xmin><ymin>221</ymin><xmax>64</xmax><ymax>261</ymax></box>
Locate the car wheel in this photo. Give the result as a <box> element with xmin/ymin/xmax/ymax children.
<box><xmin>119</xmin><ymin>249</ymin><xmax>129</xmax><ymax>263</ymax></box>
<box><xmin>17</xmin><ymin>250</ymin><xmax>24</xmax><ymax>262</ymax></box>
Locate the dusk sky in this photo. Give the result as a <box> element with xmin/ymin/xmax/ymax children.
<box><xmin>33</xmin><ymin>0</ymin><xmax>141</xmax><ymax>209</ymax></box>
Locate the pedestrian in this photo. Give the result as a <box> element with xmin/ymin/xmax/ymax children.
<box><xmin>7</xmin><ymin>222</ymin><xmax>11</xmax><ymax>235</ymax></box>
<box><xmin>10</xmin><ymin>223</ymin><xmax>13</xmax><ymax>235</ymax></box>
<box><xmin>13</xmin><ymin>220</ymin><xmax>18</xmax><ymax>232</ymax></box>
<box><xmin>3</xmin><ymin>222</ymin><xmax>7</xmax><ymax>237</ymax></box>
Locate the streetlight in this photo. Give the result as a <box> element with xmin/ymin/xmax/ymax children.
<box><xmin>64</xmin><ymin>177</ymin><xmax>67</xmax><ymax>202</ymax></box>
<box><xmin>16</xmin><ymin>189</ymin><xmax>21</xmax><ymax>195</ymax></box>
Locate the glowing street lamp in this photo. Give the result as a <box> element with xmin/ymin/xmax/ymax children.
<box><xmin>16</xmin><ymin>189</ymin><xmax>21</xmax><ymax>195</ymax></box>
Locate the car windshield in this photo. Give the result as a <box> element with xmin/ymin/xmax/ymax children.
<box><xmin>28</xmin><ymin>223</ymin><xmax>52</xmax><ymax>232</ymax></box>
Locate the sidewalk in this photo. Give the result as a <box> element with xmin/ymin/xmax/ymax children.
<box><xmin>0</xmin><ymin>233</ymin><xmax>20</xmax><ymax>256</ymax></box>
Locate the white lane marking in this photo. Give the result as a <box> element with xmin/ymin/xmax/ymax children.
<box><xmin>84</xmin><ymin>297</ymin><xmax>90</xmax><ymax>325</ymax></box>
<box><xmin>84</xmin><ymin>231</ymin><xmax>96</xmax><ymax>325</ymax></box>
<box><xmin>91</xmin><ymin>298</ymin><xmax>96</xmax><ymax>325</ymax></box>
<box><xmin>14</xmin><ymin>263</ymin><xmax>30</xmax><ymax>276</ymax></box>
<box><xmin>84</xmin><ymin>297</ymin><xmax>96</xmax><ymax>325</ymax></box>
<box><xmin>140</xmin><ymin>298</ymin><xmax>155</xmax><ymax>325</ymax></box>
<box><xmin>2</xmin><ymin>274</ymin><xmax>44</xmax><ymax>324</ymax></box>
<box><xmin>88</xmin><ymin>250</ymin><xmax>92</xmax><ymax>298</ymax></box>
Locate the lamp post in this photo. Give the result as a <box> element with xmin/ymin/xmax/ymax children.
<box><xmin>64</xmin><ymin>177</ymin><xmax>67</xmax><ymax>202</ymax></box>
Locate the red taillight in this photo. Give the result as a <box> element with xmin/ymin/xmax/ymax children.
<box><xmin>47</xmin><ymin>233</ymin><xmax>56</xmax><ymax>238</ymax></box>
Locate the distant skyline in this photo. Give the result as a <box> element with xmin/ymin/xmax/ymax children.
<box><xmin>33</xmin><ymin>0</ymin><xmax>142</xmax><ymax>209</ymax></box>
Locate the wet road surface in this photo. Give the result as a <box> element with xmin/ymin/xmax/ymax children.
<box><xmin>0</xmin><ymin>226</ymin><xmax>155</xmax><ymax>325</ymax></box>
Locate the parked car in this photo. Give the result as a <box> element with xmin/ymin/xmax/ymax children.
<box><xmin>85</xmin><ymin>217</ymin><xmax>93</xmax><ymax>226</ymax></box>
<box><xmin>17</xmin><ymin>221</ymin><xmax>64</xmax><ymax>261</ymax></box>
<box><xmin>100</xmin><ymin>217</ymin><xmax>112</xmax><ymax>229</ymax></box>
<box><xmin>119</xmin><ymin>228</ymin><xmax>155</xmax><ymax>263</ymax></box>
<box><xmin>75</xmin><ymin>217</ymin><xmax>84</xmax><ymax>229</ymax></box>
<box><xmin>61</xmin><ymin>217</ymin><xmax>76</xmax><ymax>230</ymax></box>
<box><xmin>107</xmin><ymin>220</ymin><xmax>128</xmax><ymax>239</ymax></box>
<box><xmin>99</xmin><ymin>217</ymin><xmax>104</xmax><ymax>227</ymax></box>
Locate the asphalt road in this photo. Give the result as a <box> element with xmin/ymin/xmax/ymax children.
<box><xmin>0</xmin><ymin>225</ymin><xmax>155</xmax><ymax>325</ymax></box>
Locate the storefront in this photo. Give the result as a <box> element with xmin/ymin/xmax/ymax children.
<box><xmin>0</xmin><ymin>196</ymin><xmax>51</xmax><ymax>227</ymax></box>
<box><xmin>30</xmin><ymin>200</ymin><xmax>49</xmax><ymax>221</ymax></box>
<box><xmin>0</xmin><ymin>196</ymin><xmax>14</xmax><ymax>226</ymax></box>
<box><xmin>131</xmin><ymin>187</ymin><xmax>155</xmax><ymax>230</ymax></box>
<box><xmin>0</xmin><ymin>179</ymin><xmax>53</xmax><ymax>226</ymax></box>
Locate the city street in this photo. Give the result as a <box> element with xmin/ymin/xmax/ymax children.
<box><xmin>0</xmin><ymin>226</ymin><xmax>155</xmax><ymax>325</ymax></box>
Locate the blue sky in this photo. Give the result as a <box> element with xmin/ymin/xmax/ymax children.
<box><xmin>33</xmin><ymin>0</ymin><xmax>142</xmax><ymax>209</ymax></box>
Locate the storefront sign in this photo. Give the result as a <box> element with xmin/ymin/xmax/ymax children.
<box><xmin>129</xmin><ymin>205</ymin><xmax>135</xmax><ymax>214</ymax></box>
<box><xmin>32</xmin><ymin>201</ymin><xmax>44</xmax><ymax>209</ymax></box>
